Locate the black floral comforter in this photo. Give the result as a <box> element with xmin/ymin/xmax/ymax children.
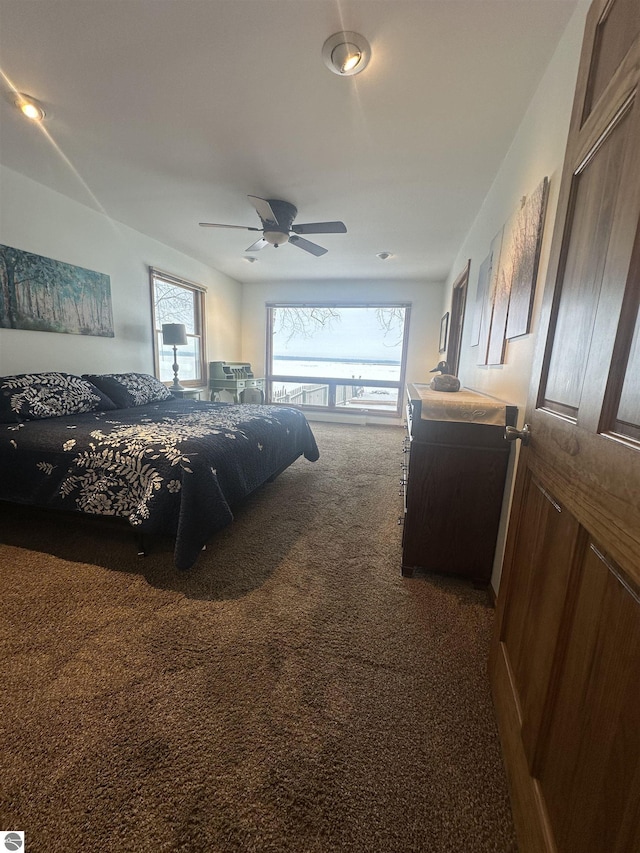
<box><xmin>0</xmin><ymin>399</ymin><xmax>319</xmax><ymax>569</ymax></box>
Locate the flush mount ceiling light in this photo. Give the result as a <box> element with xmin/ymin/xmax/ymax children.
<box><xmin>322</xmin><ymin>31</ymin><xmax>371</xmax><ymax>76</ymax></box>
<box><xmin>376</xmin><ymin>252</ymin><xmax>394</xmax><ymax>260</ymax></box>
<box><xmin>14</xmin><ymin>93</ymin><xmax>46</xmax><ymax>121</ymax></box>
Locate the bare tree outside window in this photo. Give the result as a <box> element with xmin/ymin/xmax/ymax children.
<box><xmin>274</xmin><ymin>306</ymin><xmax>341</xmax><ymax>342</ymax></box>
<box><xmin>274</xmin><ymin>306</ymin><xmax>405</xmax><ymax>344</ymax></box>
<box><xmin>154</xmin><ymin>281</ymin><xmax>195</xmax><ymax>332</ymax></box>
<box><xmin>376</xmin><ymin>306</ymin><xmax>406</xmax><ymax>346</ymax></box>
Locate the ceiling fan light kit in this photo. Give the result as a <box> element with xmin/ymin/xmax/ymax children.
<box><xmin>264</xmin><ymin>230</ymin><xmax>290</xmax><ymax>247</ymax></box>
<box><xmin>200</xmin><ymin>195</ymin><xmax>346</xmax><ymax>258</ymax></box>
<box><xmin>322</xmin><ymin>31</ymin><xmax>371</xmax><ymax>76</ymax></box>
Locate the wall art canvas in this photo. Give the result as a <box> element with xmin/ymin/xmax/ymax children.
<box><xmin>487</xmin><ymin>211</ymin><xmax>518</xmax><ymax>365</ymax></box>
<box><xmin>473</xmin><ymin>177</ymin><xmax>549</xmax><ymax>365</ymax></box>
<box><xmin>506</xmin><ymin>177</ymin><xmax>549</xmax><ymax>339</ymax></box>
<box><xmin>476</xmin><ymin>229</ymin><xmax>503</xmax><ymax>366</ymax></box>
<box><xmin>471</xmin><ymin>251</ymin><xmax>491</xmax><ymax>348</ymax></box>
<box><xmin>439</xmin><ymin>312</ymin><xmax>449</xmax><ymax>353</ymax></box>
<box><xmin>0</xmin><ymin>244</ymin><xmax>114</xmax><ymax>337</ymax></box>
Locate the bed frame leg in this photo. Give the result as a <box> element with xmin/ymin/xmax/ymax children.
<box><xmin>136</xmin><ymin>531</ymin><xmax>147</xmax><ymax>557</ymax></box>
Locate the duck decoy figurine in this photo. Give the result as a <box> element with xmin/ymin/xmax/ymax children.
<box><xmin>429</xmin><ymin>360</ymin><xmax>461</xmax><ymax>392</ymax></box>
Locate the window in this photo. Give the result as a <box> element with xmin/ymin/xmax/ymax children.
<box><xmin>150</xmin><ymin>268</ymin><xmax>206</xmax><ymax>386</ymax></box>
<box><xmin>266</xmin><ymin>303</ymin><xmax>411</xmax><ymax>416</ymax></box>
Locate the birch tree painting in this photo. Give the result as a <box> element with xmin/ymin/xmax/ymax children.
<box><xmin>505</xmin><ymin>177</ymin><xmax>549</xmax><ymax>340</ymax></box>
<box><xmin>0</xmin><ymin>245</ymin><xmax>114</xmax><ymax>337</ymax></box>
<box><xmin>473</xmin><ymin>177</ymin><xmax>549</xmax><ymax>365</ymax></box>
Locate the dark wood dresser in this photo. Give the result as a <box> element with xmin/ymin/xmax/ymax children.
<box><xmin>402</xmin><ymin>383</ymin><xmax>517</xmax><ymax>585</ymax></box>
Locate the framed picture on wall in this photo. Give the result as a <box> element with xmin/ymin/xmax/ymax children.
<box><xmin>439</xmin><ymin>312</ymin><xmax>449</xmax><ymax>353</ymax></box>
<box><xmin>0</xmin><ymin>243</ymin><xmax>113</xmax><ymax>337</ymax></box>
<box><xmin>506</xmin><ymin>176</ymin><xmax>549</xmax><ymax>340</ymax></box>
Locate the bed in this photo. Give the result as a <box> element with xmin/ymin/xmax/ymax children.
<box><xmin>0</xmin><ymin>371</ymin><xmax>319</xmax><ymax>569</ymax></box>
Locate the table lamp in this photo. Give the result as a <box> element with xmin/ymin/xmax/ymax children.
<box><xmin>162</xmin><ymin>323</ymin><xmax>188</xmax><ymax>390</ymax></box>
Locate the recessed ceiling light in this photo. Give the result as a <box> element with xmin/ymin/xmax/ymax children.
<box><xmin>376</xmin><ymin>252</ymin><xmax>393</xmax><ymax>260</ymax></box>
<box><xmin>14</xmin><ymin>93</ymin><xmax>46</xmax><ymax>121</ymax></box>
<box><xmin>243</xmin><ymin>256</ymin><xmax>258</xmax><ymax>263</ymax></box>
<box><xmin>322</xmin><ymin>32</ymin><xmax>371</xmax><ymax>77</ymax></box>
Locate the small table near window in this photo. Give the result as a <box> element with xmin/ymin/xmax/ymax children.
<box><xmin>170</xmin><ymin>387</ymin><xmax>207</xmax><ymax>401</ymax></box>
<box><xmin>209</xmin><ymin>361</ymin><xmax>265</xmax><ymax>403</ymax></box>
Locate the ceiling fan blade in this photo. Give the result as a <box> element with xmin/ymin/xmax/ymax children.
<box><xmin>291</xmin><ymin>221</ymin><xmax>347</xmax><ymax>235</ymax></box>
<box><xmin>246</xmin><ymin>238</ymin><xmax>269</xmax><ymax>252</ymax></box>
<box><xmin>199</xmin><ymin>223</ymin><xmax>261</xmax><ymax>231</ymax></box>
<box><xmin>289</xmin><ymin>235</ymin><xmax>328</xmax><ymax>256</ymax></box>
<box><xmin>248</xmin><ymin>195</ymin><xmax>278</xmax><ymax>225</ymax></box>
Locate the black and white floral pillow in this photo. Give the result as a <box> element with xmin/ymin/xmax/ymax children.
<box><xmin>0</xmin><ymin>372</ymin><xmax>116</xmax><ymax>422</ymax></box>
<box><xmin>83</xmin><ymin>373</ymin><xmax>173</xmax><ymax>408</ymax></box>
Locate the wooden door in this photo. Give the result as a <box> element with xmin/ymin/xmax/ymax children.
<box><xmin>489</xmin><ymin>1</ymin><xmax>640</xmax><ymax>851</ymax></box>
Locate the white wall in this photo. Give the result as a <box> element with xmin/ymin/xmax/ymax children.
<box><xmin>241</xmin><ymin>278</ymin><xmax>445</xmax><ymax>423</ymax></box>
<box><xmin>442</xmin><ymin>0</ymin><xmax>591</xmax><ymax>593</ymax></box>
<box><xmin>0</xmin><ymin>165</ymin><xmax>242</xmax><ymax>377</ymax></box>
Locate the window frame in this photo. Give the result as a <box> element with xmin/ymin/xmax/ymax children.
<box><xmin>265</xmin><ymin>302</ymin><xmax>411</xmax><ymax>417</ymax></box>
<box><xmin>149</xmin><ymin>267</ymin><xmax>207</xmax><ymax>388</ymax></box>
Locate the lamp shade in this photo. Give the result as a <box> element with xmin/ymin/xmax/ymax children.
<box><xmin>162</xmin><ymin>323</ymin><xmax>187</xmax><ymax>346</ymax></box>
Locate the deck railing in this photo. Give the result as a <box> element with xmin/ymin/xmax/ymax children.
<box><xmin>267</xmin><ymin>374</ymin><xmax>401</xmax><ymax>415</ymax></box>
<box><xmin>271</xmin><ymin>383</ymin><xmax>330</xmax><ymax>406</ymax></box>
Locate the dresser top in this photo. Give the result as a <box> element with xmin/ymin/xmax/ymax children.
<box><xmin>408</xmin><ymin>383</ymin><xmax>515</xmax><ymax>426</ymax></box>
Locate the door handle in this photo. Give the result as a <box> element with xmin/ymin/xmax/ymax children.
<box><xmin>505</xmin><ymin>424</ymin><xmax>531</xmax><ymax>445</ymax></box>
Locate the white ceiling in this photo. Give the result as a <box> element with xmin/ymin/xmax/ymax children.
<box><xmin>0</xmin><ymin>0</ymin><xmax>578</xmax><ymax>284</ymax></box>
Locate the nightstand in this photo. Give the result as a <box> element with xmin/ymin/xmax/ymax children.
<box><xmin>170</xmin><ymin>387</ymin><xmax>207</xmax><ymax>400</ymax></box>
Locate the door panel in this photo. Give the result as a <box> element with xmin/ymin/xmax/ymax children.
<box><xmin>542</xmin><ymin>102</ymin><xmax>631</xmax><ymax>418</ymax></box>
<box><xmin>583</xmin><ymin>0</ymin><xmax>640</xmax><ymax>121</ymax></box>
<box><xmin>614</xmin><ymin>304</ymin><xmax>640</xmax><ymax>440</ymax></box>
<box><xmin>538</xmin><ymin>543</ymin><xmax>640</xmax><ymax>853</ymax></box>
<box><xmin>499</xmin><ymin>473</ymin><xmax>580</xmax><ymax>767</ymax></box>
<box><xmin>490</xmin><ymin>1</ymin><xmax>640</xmax><ymax>850</ymax></box>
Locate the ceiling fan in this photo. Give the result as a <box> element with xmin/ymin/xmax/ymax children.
<box><xmin>199</xmin><ymin>196</ymin><xmax>347</xmax><ymax>256</ymax></box>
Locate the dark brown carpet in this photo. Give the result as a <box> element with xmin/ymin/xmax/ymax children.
<box><xmin>0</xmin><ymin>421</ymin><xmax>517</xmax><ymax>853</ymax></box>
